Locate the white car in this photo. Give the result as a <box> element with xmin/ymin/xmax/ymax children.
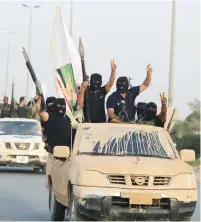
<box><xmin>0</xmin><ymin>118</ymin><xmax>48</xmax><ymax>173</ymax></box>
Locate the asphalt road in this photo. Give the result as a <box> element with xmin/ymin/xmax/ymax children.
<box><xmin>0</xmin><ymin>167</ymin><xmax>200</xmax><ymax>221</ymax></box>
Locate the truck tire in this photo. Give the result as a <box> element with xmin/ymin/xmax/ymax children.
<box><xmin>33</xmin><ymin>167</ymin><xmax>40</xmax><ymax>173</ymax></box>
<box><xmin>41</xmin><ymin>165</ymin><xmax>46</xmax><ymax>174</ymax></box>
<box><xmin>49</xmin><ymin>185</ymin><xmax>66</xmax><ymax>221</ymax></box>
<box><xmin>69</xmin><ymin>192</ymin><xmax>85</xmax><ymax>221</ymax></box>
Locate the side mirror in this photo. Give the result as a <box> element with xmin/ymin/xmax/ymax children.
<box><xmin>53</xmin><ymin>146</ymin><xmax>70</xmax><ymax>159</ymax></box>
<box><xmin>180</xmin><ymin>149</ymin><xmax>195</xmax><ymax>162</ymax></box>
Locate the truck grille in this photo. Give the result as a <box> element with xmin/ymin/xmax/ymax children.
<box><xmin>153</xmin><ymin>177</ymin><xmax>171</xmax><ymax>186</ymax></box>
<box><xmin>15</xmin><ymin>143</ymin><xmax>30</xmax><ymax>150</ymax></box>
<box><xmin>107</xmin><ymin>175</ymin><xmax>171</xmax><ymax>186</ymax></box>
<box><xmin>107</xmin><ymin>175</ymin><xmax>126</xmax><ymax>185</ymax></box>
<box><xmin>5</xmin><ymin>142</ymin><xmax>12</xmax><ymax>149</ymax></box>
<box><xmin>131</xmin><ymin>176</ymin><xmax>149</xmax><ymax>186</ymax></box>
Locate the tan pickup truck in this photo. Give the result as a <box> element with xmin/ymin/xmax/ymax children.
<box><xmin>46</xmin><ymin>123</ymin><xmax>197</xmax><ymax>221</ymax></box>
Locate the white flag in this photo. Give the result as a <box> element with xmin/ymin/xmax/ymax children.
<box><xmin>51</xmin><ymin>5</ymin><xmax>82</xmax><ymax>117</ymax></box>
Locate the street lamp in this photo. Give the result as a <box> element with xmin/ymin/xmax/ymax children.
<box><xmin>4</xmin><ymin>29</ymin><xmax>16</xmax><ymax>96</ymax></box>
<box><xmin>22</xmin><ymin>4</ymin><xmax>40</xmax><ymax>100</ymax></box>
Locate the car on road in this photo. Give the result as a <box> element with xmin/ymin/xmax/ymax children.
<box><xmin>46</xmin><ymin>123</ymin><xmax>197</xmax><ymax>221</ymax></box>
<box><xmin>0</xmin><ymin>118</ymin><xmax>47</xmax><ymax>173</ymax></box>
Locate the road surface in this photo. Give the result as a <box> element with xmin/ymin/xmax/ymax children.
<box><xmin>0</xmin><ymin>167</ymin><xmax>200</xmax><ymax>221</ymax></box>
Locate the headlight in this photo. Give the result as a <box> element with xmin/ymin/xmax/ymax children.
<box><xmin>172</xmin><ymin>173</ymin><xmax>197</xmax><ymax>189</ymax></box>
<box><xmin>76</xmin><ymin>170</ymin><xmax>107</xmax><ymax>187</ymax></box>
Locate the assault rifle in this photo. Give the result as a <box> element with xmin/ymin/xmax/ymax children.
<box><xmin>10</xmin><ymin>78</ymin><xmax>15</xmax><ymax>117</ymax></box>
<box><xmin>22</xmin><ymin>47</ymin><xmax>46</xmax><ymax>112</ymax></box>
<box><xmin>79</xmin><ymin>38</ymin><xmax>91</xmax><ymax>122</ymax></box>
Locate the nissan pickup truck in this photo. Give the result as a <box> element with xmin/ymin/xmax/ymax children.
<box><xmin>0</xmin><ymin>118</ymin><xmax>47</xmax><ymax>173</ymax></box>
<box><xmin>46</xmin><ymin>123</ymin><xmax>197</xmax><ymax>221</ymax></box>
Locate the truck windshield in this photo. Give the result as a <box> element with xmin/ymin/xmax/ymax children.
<box><xmin>78</xmin><ymin>126</ymin><xmax>178</xmax><ymax>159</ymax></box>
<box><xmin>0</xmin><ymin>121</ymin><xmax>41</xmax><ymax>136</ymax></box>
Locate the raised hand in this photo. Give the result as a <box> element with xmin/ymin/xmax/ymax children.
<box><xmin>160</xmin><ymin>92</ymin><xmax>167</xmax><ymax>106</ymax></box>
<box><xmin>147</xmin><ymin>64</ymin><xmax>153</xmax><ymax>75</ymax></box>
<box><xmin>81</xmin><ymin>81</ymin><xmax>88</xmax><ymax>90</ymax></box>
<box><xmin>110</xmin><ymin>59</ymin><xmax>117</xmax><ymax>73</ymax></box>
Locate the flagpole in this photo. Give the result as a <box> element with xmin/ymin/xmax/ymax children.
<box><xmin>168</xmin><ymin>0</ymin><xmax>176</xmax><ymax>108</ymax></box>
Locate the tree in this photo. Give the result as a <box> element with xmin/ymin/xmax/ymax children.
<box><xmin>171</xmin><ymin>99</ymin><xmax>200</xmax><ymax>157</ymax></box>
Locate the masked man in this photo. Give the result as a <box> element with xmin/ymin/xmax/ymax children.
<box><xmin>35</xmin><ymin>95</ymin><xmax>71</xmax><ymax>154</ymax></box>
<box><xmin>77</xmin><ymin>59</ymin><xmax>117</xmax><ymax>123</ymax></box>
<box><xmin>137</xmin><ymin>93</ymin><xmax>167</xmax><ymax>128</ymax></box>
<box><xmin>106</xmin><ymin>64</ymin><xmax>153</xmax><ymax>122</ymax></box>
<box><xmin>39</xmin><ymin>97</ymin><xmax>56</xmax><ymax>152</ymax></box>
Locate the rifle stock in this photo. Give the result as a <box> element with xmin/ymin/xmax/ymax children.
<box><xmin>22</xmin><ymin>47</ymin><xmax>46</xmax><ymax>112</ymax></box>
<box><xmin>167</xmin><ymin>108</ymin><xmax>176</xmax><ymax>132</ymax></box>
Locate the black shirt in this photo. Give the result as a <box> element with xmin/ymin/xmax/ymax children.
<box><xmin>83</xmin><ymin>86</ymin><xmax>107</xmax><ymax>123</ymax></box>
<box><xmin>106</xmin><ymin>86</ymin><xmax>140</xmax><ymax>122</ymax></box>
<box><xmin>45</xmin><ymin>113</ymin><xmax>71</xmax><ymax>153</ymax></box>
<box><xmin>154</xmin><ymin>115</ymin><xmax>165</xmax><ymax>128</ymax></box>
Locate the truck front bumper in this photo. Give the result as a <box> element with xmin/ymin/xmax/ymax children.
<box><xmin>0</xmin><ymin>153</ymin><xmax>48</xmax><ymax>167</ymax></box>
<box><xmin>73</xmin><ymin>186</ymin><xmax>197</xmax><ymax>221</ymax></box>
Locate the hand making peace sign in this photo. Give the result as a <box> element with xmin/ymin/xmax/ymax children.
<box><xmin>160</xmin><ymin>92</ymin><xmax>167</xmax><ymax>106</ymax></box>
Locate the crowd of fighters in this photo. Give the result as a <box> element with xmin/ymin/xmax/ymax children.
<box><xmin>32</xmin><ymin>61</ymin><xmax>167</xmax><ymax>153</ymax></box>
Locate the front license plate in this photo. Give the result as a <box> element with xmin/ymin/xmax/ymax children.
<box><xmin>121</xmin><ymin>193</ymin><xmax>161</xmax><ymax>205</ymax></box>
<box><xmin>16</xmin><ymin>156</ymin><xmax>29</xmax><ymax>164</ymax></box>
<box><xmin>129</xmin><ymin>194</ymin><xmax>153</xmax><ymax>205</ymax></box>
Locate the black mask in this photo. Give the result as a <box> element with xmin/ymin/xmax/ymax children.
<box><xmin>90</xmin><ymin>73</ymin><xmax>102</xmax><ymax>90</ymax></box>
<box><xmin>46</xmin><ymin>97</ymin><xmax>56</xmax><ymax>113</ymax></box>
<box><xmin>54</xmin><ymin>98</ymin><xmax>66</xmax><ymax>117</ymax></box>
<box><xmin>145</xmin><ymin>102</ymin><xmax>157</xmax><ymax>121</ymax></box>
<box><xmin>136</xmin><ymin>102</ymin><xmax>147</xmax><ymax>119</ymax></box>
<box><xmin>116</xmin><ymin>77</ymin><xmax>129</xmax><ymax>93</ymax></box>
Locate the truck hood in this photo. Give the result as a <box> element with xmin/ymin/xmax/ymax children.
<box><xmin>0</xmin><ymin>134</ymin><xmax>42</xmax><ymax>142</ymax></box>
<box><xmin>72</xmin><ymin>155</ymin><xmax>193</xmax><ymax>176</ymax></box>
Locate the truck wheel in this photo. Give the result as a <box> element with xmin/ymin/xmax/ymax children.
<box><xmin>41</xmin><ymin>165</ymin><xmax>46</xmax><ymax>174</ymax></box>
<box><xmin>69</xmin><ymin>193</ymin><xmax>85</xmax><ymax>221</ymax></box>
<box><xmin>49</xmin><ymin>185</ymin><xmax>66</xmax><ymax>221</ymax></box>
<box><xmin>33</xmin><ymin>167</ymin><xmax>40</xmax><ymax>173</ymax></box>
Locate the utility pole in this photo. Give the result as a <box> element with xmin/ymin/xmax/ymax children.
<box><xmin>22</xmin><ymin>4</ymin><xmax>40</xmax><ymax>101</ymax></box>
<box><xmin>4</xmin><ymin>30</ymin><xmax>15</xmax><ymax>96</ymax></box>
<box><xmin>168</xmin><ymin>0</ymin><xmax>176</xmax><ymax>107</ymax></box>
<box><xmin>69</xmin><ymin>0</ymin><xmax>73</xmax><ymax>37</ymax></box>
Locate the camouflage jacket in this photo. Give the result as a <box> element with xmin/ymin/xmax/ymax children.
<box><xmin>136</xmin><ymin>119</ymin><xmax>155</xmax><ymax>126</ymax></box>
<box><xmin>0</xmin><ymin>104</ymin><xmax>11</xmax><ymax>118</ymax></box>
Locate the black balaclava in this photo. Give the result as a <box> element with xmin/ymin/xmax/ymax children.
<box><xmin>145</xmin><ymin>102</ymin><xmax>157</xmax><ymax>121</ymax></box>
<box><xmin>46</xmin><ymin>97</ymin><xmax>56</xmax><ymax>113</ymax></box>
<box><xmin>116</xmin><ymin>77</ymin><xmax>129</xmax><ymax>93</ymax></box>
<box><xmin>54</xmin><ymin>98</ymin><xmax>66</xmax><ymax>117</ymax></box>
<box><xmin>136</xmin><ymin>102</ymin><xmax>147</xmax><ymax>120</ymax></box>
<box><xmin>90</xmin><ymin>73</ymin><xmax>102</xmax><ymax>90</ymax></box>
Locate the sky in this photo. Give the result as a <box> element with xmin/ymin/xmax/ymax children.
<box><xmin>0</xmin><ymin>0</ymin><xmax>199</xmax><ymax>120</ymax></box>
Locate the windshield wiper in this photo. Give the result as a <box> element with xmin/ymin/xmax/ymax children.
<box><xmin>78</xmin><ymin>151</ymin><xmax>122</xmax><ymax>156</ymax></box>
<box><xmin>77</xmin><ymin>152</ymin><xmax>172</xmax><ymax>159</ymax></box>
<box><xmin>120</xmin><ymin>153</ymin><xmax>172</xmax><ymax>159</ymax></box>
